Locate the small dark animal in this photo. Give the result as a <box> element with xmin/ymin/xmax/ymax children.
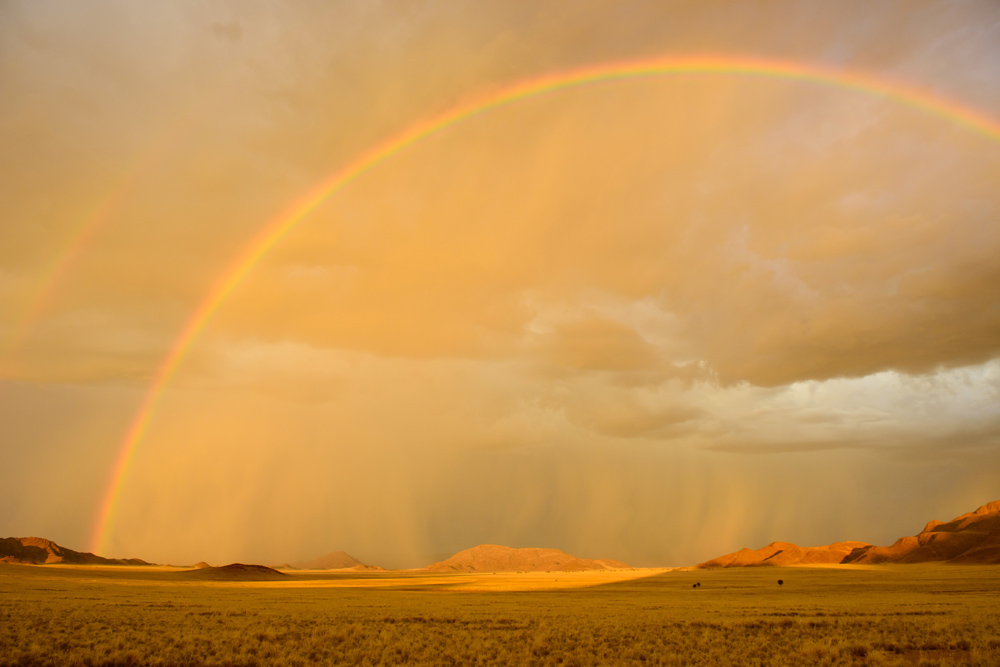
<box><xmin>778</xmin><ymin>579</ymin><xmax>784</xmax><ymax>586</ymax></box>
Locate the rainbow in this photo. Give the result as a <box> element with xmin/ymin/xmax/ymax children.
<box><xmin>90</xmin><ymin>54</ymin><xmax>1000</xmax><ymax>555</ymax></box>
<box><xmin>0</xmin><ymin>188</ymin><xmax>130</xmax><ymax>379</ymax></box>
<box><xmin>0</xmin><ymin>108</ymin><xmax>208</xmax><ymax>380</ymax></box>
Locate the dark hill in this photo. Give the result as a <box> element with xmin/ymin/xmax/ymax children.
<box><xmin>0</xmin><ymin>537</ymin><xmax>149</xmax><ymax>566</ymax></box>
<box><xmin>180</xmin><ymin>563</ymin><xmax>288</xmax><ymax>580</ymax></box>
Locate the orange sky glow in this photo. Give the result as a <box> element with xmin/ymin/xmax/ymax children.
<box><xmin>1</xmin><ymin>1</ymin><xmax>999</xmax><ymax>568</ymax></box>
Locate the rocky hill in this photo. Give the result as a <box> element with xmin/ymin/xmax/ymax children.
<box><xmin>424</xmin><ymin>544</ymin><xmax>630</xmax><ymax>572</ymax></box>
<box><xmin>842</xmin><ymin>500</ymin><xmax>1000</xmax><ymax>564</ymax></box>
<box><xmin>698</xmin><ymin>500</ymin><xmax>1000</xmax><ymax>568</ymax></box>
<box><xmin>699</xmin><ymin>540</ymin><xmax>870</xmax><ymax>568</ymax></box>
<box><xmin>0</xmin><ymin>537</ymin><xmax>149</xmax><ymax>566</ymax></box>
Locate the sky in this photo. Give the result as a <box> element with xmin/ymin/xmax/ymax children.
<box><xmin>1</xmin><ymin>0</ymin><xmax>999</xmax><ymax>569</ymax></box>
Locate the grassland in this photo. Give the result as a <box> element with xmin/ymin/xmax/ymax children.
<box><xmin>2</xmin><ymin>562</ymin><xmax>999</xmax><ymax>666</ymax></box>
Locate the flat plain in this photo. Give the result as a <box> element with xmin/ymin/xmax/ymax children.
<box><xmin>2</xmin><ymin>562</ymin><xmax>999</xmax><ymax>666</ymax></box>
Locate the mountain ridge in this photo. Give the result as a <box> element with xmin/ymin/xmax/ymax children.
<box><xmin>7</xmin><ymin>500</ymin><xmax>997</xmax><ymax>570</ymax></box>
<box><xmin>842</xmin><ymin>500</ymin><xmax>1000</xmax><ymax>565</ymax></box>
<box><xmin>0</xmin><ymin>537</ymin><xmax>149</xmax><ymax>566</ymax></box>
<box><xmin>699</xmin><ymin>500</ymin><xmax>1000</xmax><ymax>568</ymax></box>
<box><xmin>699</xmin><ymin>540</ymin><xmax>871</xmax><ymax>568</ymax></box>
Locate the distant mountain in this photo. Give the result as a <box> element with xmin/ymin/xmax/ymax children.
<box><xmin>424</xmin><ymin>545</ymin><xmax>631</xmax><ymax>573</ymax></box>
<box><xmin>698</xmin><ymin>500</ymin><xmax>1000</xmax><ymax>568</ymax></box>
<box><xmin>0</xmin><ymin>537</ymin><xmax>149</xmax><ymax>566</ymax></box>
<box><xmin>843</xmin><ymin>500</ymin><xmax>1000</xmax><ymax>565</ymax></box>
<box><xmin>285</xmin><ymin>550</ymin><xmax>384</xmax><ymax>571</ymax></box>
<box><xmin>699</xmin><ymin>541</ymin><xmax>871</xmax><ymax>568</ymax></box>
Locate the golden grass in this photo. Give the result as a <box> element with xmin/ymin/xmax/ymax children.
<box><xmin>2</xmin><ymin>562</ymin><xmax>999</xmax><ymax>666</ymax></box>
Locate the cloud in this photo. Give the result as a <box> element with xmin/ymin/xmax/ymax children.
<box><xmin>3</xmin><ymin>0</ymin><xmax>1000</xmax><ymax>388</ymax></box>
<box><xmin>699</xmin><ymin>361</ymin><xmax>1000</xmax><ymax>455</ymax></box>
<box><xmin>564</xmin><ymin>396</ymin><xmax>702</xmax><ymax>440</ymax></box>
<box><xmin>1</xmin><ymin>0</ymin><xmax>1000</xmax><ymax>567</ymax></box>
<box><xmin>531</xmin><ymin>314</ymin><xmax>662</xmax><ymax>374</ymax></box>
<box><xmin>210</xmin><ymin>21</ymin><xmax>241</xmax><ymax>43</ymax></box>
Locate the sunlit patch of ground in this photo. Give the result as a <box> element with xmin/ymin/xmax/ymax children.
<box><xmin>0</xmin><ymin>563</ymin><xmax>667</xmax><ymax>592</ymax></box>
<box><xmin>410</xmin><ymin>568</ymin><xmax>671</xmax><ymax>591</ymax></box>
<box><xmin>262</xmin><ymin>567</ymin><xmax>671</xmax><ymax>591</ymax></box>
<box><xmin>71</xmin><ymin>567</ymin><xmax>669</xmax><ymax>591</ymax></box>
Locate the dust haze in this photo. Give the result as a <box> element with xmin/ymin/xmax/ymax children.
<box><xmin>1</xmin><ymin>0</ymin><xmax>999</xmax><ymax>567</ymax></box>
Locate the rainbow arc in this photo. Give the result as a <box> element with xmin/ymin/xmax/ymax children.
<box><xmin>90</xmin><ymin>54</ymin><xmax>1000</xmax><ymax>555</ymax></box>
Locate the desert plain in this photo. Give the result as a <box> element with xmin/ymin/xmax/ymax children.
<box><xmin>3</xmin><ymin>561</ymin><xmax>1000</xmax><ymax>667</ymax></box>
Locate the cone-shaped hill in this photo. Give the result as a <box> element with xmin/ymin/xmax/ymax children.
<box><xmin>424</xmin><ymin>545</ymin><xmax>630</xmax><ymax>572</ymax></box>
